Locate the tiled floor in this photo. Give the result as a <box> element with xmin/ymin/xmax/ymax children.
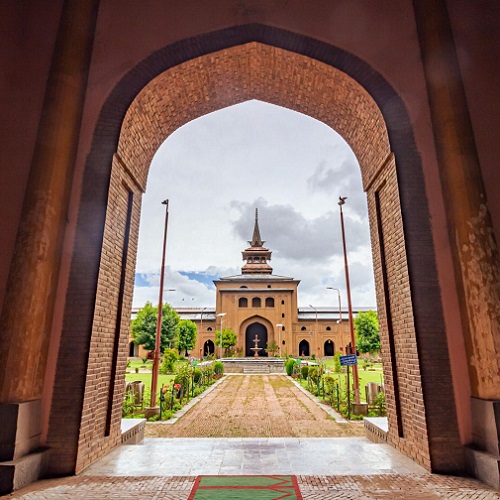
<box><xmin>81</xmin><ymin>437</ymin><xmax>426</xmax><ymax>476</ymax></box>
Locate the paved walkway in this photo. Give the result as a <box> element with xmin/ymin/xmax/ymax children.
<box><xmin>146</xmin><ymin>374</ymin><xmax>364</xmax><ymax>438</ymax></box>
<box><xmin>6</xmin><ymin>375</ymin><xmax>500</xmax><ymax>498</ymax></box>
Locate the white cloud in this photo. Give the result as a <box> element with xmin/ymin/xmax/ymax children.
<box><xmin>133</xmin><ymin>100</ymin><xmax>376</xmax><ymax>309</ymax></box>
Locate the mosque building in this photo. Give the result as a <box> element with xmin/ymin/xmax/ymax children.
<box><xmin>132</xmin><ymin>210</ymin><xmax>371</xmax><ymax>359</ymax></box>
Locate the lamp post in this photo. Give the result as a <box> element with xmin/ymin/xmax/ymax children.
<box><xmin>309</xmin><ymin>304</ymin><xmax>318</xmax><ymax>356</ymax></box>
<box><xmin>338</xmin><ymin>196</ymin><xmax>360</xmax><ymax>404</ymax></box>
<box><xmin>147</xmin><ymin>199</ymin><xmax>170</xmax><ymax>416</ymax></box>
<box><xmin>276</xmin><ymin>323</ymin><xmax>283</xmax><ymax>356</ymax></box>
<box><xmin>326</xmin><ymin>287</ymin><xmax>344</xmax><ymax>353</ymax></box>
<box><xmin>217</xmin><ymin>312</ymin><xmax>226</xmax><ymax>359</ymax></box>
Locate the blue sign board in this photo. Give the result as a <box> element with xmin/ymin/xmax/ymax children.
<box><xmin>339</xmin><ymin>354</ymin><xmax>357</xmax><ymax>366</ymax></box>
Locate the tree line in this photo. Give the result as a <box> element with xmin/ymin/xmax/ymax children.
<box><xmin>131</xmin><ymin>302</ymin><xmax>380</xmax><ymax>357</ymax></box>
<box><xmin>131</xmin><ymin>301</ymin><xmax>238</xmax><ymax>357</ymax></box>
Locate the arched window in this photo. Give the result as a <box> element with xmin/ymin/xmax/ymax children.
<box><xmin>301</xmin><ymin>326</ymin><xmax>307</xmax><ymax>331</ymax></box>
<box><xmin>326</xmin><ymin>326</ymin><xmax>331</xmax><ymax>331</ymax></box>
<box><xmin>239</xmin><ymin>297</ymin><xmax>248</xmax><ymax>307</ymax></box>
<box><xmin>265</xmin><ymin>297</ymin><xmax>274</xmax><ymax>307</ymax></box>
<box><xmin>252</xmin><ymin>297</ymin><xmax>261</xmax><ymax>307</ymax></box>
<box><xmin>267</xmin><ymin>285</ymin><xmax>271</xmax><ymax>288</ymax></box>
<box><xmin>207</xmin><ymin>327</ymin><xmax>212</xmax><ymax>331</ymax></box>
<box><xmin>281</xmin><ymin>300</ymin><xmax>285</xmax><ymax>305</ymax></box>
<box><xmin>240</xmin><ymin>286</ymin><xmax>248</xmax><ymax>289</ymax></box>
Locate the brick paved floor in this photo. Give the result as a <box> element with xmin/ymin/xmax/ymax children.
<box><xmin>8</xmin><ymin>474</ymin><xmax>500</xmax><ymax>498</ymax></box>
<box><xmin>6</xmin><ymin>375</ymin><xmax>500</xmax><ymax>498</ymax></box>
<box><xmin>145</xmin><ymin>374</ymin><xmax>364</xmax><ymax>438</ymax></box>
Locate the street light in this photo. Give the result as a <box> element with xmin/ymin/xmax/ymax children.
<box><xmin>216</xmin><ymin>312</ymin><xmax>226</xmax><ymax>359</ymax></box>
<box><xmin>338</xmin><ymin>196</ymin><xmax>360</xmax><ymax>404</ymax></box>
<box><xmin>276</xmin><ymin>323</ymin><xmax>283</xmax><ymax>356</ymax></box>
<box><xmin>147</xmin><ymin>199</ymin><xmax>170</xmax><ymax>417</ymax></box>
<box><xmin>326</xmin><ymin>287</ymin><xmax>344</xmax><ymax>352</ymax></box>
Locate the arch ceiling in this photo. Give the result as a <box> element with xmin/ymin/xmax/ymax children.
<box><xmin>118</xmin><ymin>42</ymin><xmax>390</xmax><ymax>190</ymax></box>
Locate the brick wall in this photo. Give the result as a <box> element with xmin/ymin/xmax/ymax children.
<box><xmin>49</xmin><ymin>27</ymin><xmax>461</xmax><ymax>476</ymax></box>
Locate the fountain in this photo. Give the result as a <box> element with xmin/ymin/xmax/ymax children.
<box><xmin>250</xmin><ymin>334</ymin><xmax>262</xmax><ymax>358</ymax></box>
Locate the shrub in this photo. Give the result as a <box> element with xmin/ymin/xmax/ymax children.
<box><xmin>122</xmin><ymin>390</ymin><xmax>136</xmax><ymax>417</ymax></box>
<box><xmin>308</xmin><ymin>366</ymin><xmax>319</xmax><ymax>383</ymax></box>
<box><xmin>333</xmin><ymin>352</ymin><xmax>342</xmax><ymax>373</ymax></box>
<box><xmin>300</xmin><ymin>365</ymin><xmax>309</xmax><ymax>379</ymax></box>
<box><xmin>174</xmin><ymin>365</ymin><xmax>193</xmax><ymax>393</ymax></box>
<box><xmin>160</xmin><ymin>348</ymin><xmax>178</xmax><ymax>374</ymax></box>
<box><xmin>285</xmin><ymin>358</ymin><xmax>295</xmax><ymax>376</ymax></box>
<box><xmin>202</xmin><ymin>365</ymin><xmax>214</xmax><ymax>384</ymax></box>
<box><xmin>213</xmin><ymin>361</ymin><xmax>224</xmax><ymax>376</ymax></box>
<box><xmin>372</xmin><ymin>391</ymin><xmax>386</xmax><ymax>416</ymax></box>
<box><xmin>323</xmin><ymin>375</ymin><xmax>335</xmax><ymax>395</ymax></box>
<box><xmin>193</xmin><ymin>367</ymin><xmax>202</xmax><ymax>384</ymax></box>
<box><xmin>162</xmin><ymin>410</ymin><xmax>173</xmax><ymax>420</ymax></box>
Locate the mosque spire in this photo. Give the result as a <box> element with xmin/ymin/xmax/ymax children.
<box><xmin>241</xmin><ymin>208</ymin><xmax>273</xmax><ymax>274</ymax></box>
<box><xmin>248</xmin><ymin>208</ymin><xmax>265</xmax><ymax>247</ymax></box>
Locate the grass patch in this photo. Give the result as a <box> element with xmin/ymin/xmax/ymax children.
<box><xmin>125</xmin><ymin>372</ymin><xmax>175</xmax><ymax>391</ymax></box>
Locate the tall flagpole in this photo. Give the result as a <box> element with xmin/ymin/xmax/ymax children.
<box><xmin>339</xmin><ymin>196</ymin><xmax>360</xmax><ymax>404</ymax></box>
<box><xmin>148</xmin><ymin>199</ymin><xmax>169</xmax><ymax>413</ymax></box>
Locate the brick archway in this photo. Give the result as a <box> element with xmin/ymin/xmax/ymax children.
<box><xmin>50</xmin><ymin>25</ymin><xmax>460</xmax><ymax>476</ymax></box>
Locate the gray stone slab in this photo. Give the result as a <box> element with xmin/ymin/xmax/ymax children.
<box><xmin>82</xmin><ymin>437</ymin><xmax>427</xmax><ymax>477</ymax></box>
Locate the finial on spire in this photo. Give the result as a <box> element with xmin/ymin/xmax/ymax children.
<box><xmin>248</xmin><ymin>208</ymin><xmax>264</xmax><ymax>247</ymax></box>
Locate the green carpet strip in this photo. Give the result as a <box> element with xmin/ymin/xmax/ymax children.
<box><xmin>188</xmin><ymin>475</ymin><xmax>303</xmax><ymax>499</ymax></box>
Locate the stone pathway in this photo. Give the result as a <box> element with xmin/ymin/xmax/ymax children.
<box><xmin>146</xmin><ymin>374</ymin><xmax>364</xmax><ymax>438</ymax></box>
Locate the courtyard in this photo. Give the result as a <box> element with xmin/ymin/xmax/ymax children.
<box><xmin>145</xmin><ymin>374</ymin><xmax>364</xmax><ymax>438</ymax></box>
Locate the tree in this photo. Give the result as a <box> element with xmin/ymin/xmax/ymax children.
<box><xmin>354</xmin><ymin>310</ymin><xmax>380</xmax><ymax>354</ymax></box>
<box><xmin>177</xmin><ymin>319</ymin><xmax>198</xmax><ymax>356</ymax></box>
<box><xmin>266</xmin><ymin>340</ymin><xmax>279</xmax><ymax>356</ymax></box>
<box><xmin>214</xmin><ymin>328</ymin><xmax>237</xmax><ymax>357</ymax></box>
<box><xmin>131</xmin><ymin>301</ymin><xmax>180</xmax><ymax>353</ymax></box>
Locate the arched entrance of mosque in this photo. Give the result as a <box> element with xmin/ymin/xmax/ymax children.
<box><xmin>245</xmin><ymin>323</ymin><xmax>268</xmax><ymax>357</ymax></box>
<box><xmin>324</xmin><ymin>340</ymin><xmax>334</xmax><ymax>357</ymax></box>
<box><xmin>48</xmin><ymin>26</ymin><xmax>461</xmax><ymax>476</ymax></box>
<box><xmin>203</xmin><ymin>340</ymin><xmax>215</xmax><ymax>356</ymax></box>
<box><xmin>128</xmin><ymin>341</ymin><xmax>135</xmax><ymax>357</ymax></box>
<box><xmin>299</xmin><ymin>340</ymin><xmax>310</xmax><ymax>357</ymax></box>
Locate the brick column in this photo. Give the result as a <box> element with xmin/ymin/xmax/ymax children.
<box><xmin>414</xmin><ymin>2</ymin><xmax>500</xmax><ymax>485</ymax></box>
<box><xmin>413</xmin><ymin>0</ymin><xmax>500</xmax><ymax>400</ymax></box>
<box><xmin>0</xmin><ymin>0</ymin><xmax>99</xmax><ymax>488</ymax></box>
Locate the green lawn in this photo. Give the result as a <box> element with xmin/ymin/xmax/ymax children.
<box><xmin>298</xmin><ymin>360</ymin><xmax>384</xmax><ymax>403</ymax></box>
<box><xmin>125</xmin><ymin>373</ymin><xmax>176</xmax><ymax>391</ymax></box>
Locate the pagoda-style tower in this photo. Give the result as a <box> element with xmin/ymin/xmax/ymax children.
<box><xmin>241</xmin><ymin>209</ymin><xmax>273</xmax><ymax>274</ymax></box>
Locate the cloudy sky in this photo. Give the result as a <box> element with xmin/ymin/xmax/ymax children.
<box><xmin>132</xmin><ymin>100</ymin><xmax>375</xmax><ymax>310</ymax></box>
